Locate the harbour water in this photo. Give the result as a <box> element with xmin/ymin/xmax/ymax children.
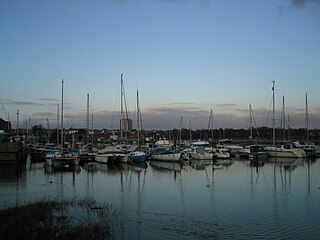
<box><xmin>1</xmin><ymin>158</ymin><xmax>320</xmax><ymax>239</ymax></box>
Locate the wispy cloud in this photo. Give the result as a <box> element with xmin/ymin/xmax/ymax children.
<box><xmin>215</xmin><ymin>103</ymin><xmax>239</xmax><ymax>108</ymax></box>
<box><xmin>6</xmin><ymin>100</ymin><xmax>44</xmax><ymax>106</ymax></box>
<box><xmin>18</xmin><ymin>103</ymin><xmax>320</xmax><ymax>130</ymax></box>
<box><xmin>38</xmin><ymin>98</ymin><xmax>57</xmax><ymax>102</ymax></box>
<box><xmin>31</xmin><ymin>112</ymin><xmax>55</xmax><ymax>118</ymax></box>
<box><xmin>314</xmin><ymin>106</ymin><xmax>320</xmax><ymax>113</ymax></box>
<box><xmin>168</xmin><ymin>102</ymin><xmax>195</xmax><ymax>106</ymax></box>
<box><xmin>290</xmin><ymin>0</ymin><xmax>320</xmax><ymax>8</ymax></box>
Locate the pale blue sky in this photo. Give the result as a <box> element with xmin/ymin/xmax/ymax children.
<box><xmin>1</xmin><ymin>0</ymin><xmax>319</xmax><ymax>130</ymax></box>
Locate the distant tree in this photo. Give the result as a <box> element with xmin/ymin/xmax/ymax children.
<box><xmin>32</xmin><ymin>125</ymin><xmax>47</xmax><ymax>143</ymax></box>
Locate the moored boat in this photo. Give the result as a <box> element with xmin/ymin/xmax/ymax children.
<box><xmin>213</xmin><ymin>149</ymin><xmax>230</xmax><ymax>159</ymax></box>
<box><xmin>265</xmin><ymin>143</ymin><xmax>306</xmax><ymax>158</ymax></box>
<box><xmin>238</xmin><ymin>145</ymin><xmax>268</xmax><ymax>161</ymax></box>
<box><xmin>151</xmin><ymin>147</ymin><xmax>181</xmax><ymax>162</ymax></box>
<box><xmin>129</xmin><ymin>151</ymin><xmax>147</xmax><ymax>162</ymax></box>
<box><xmin>292</xmin><ymin>140</ymin><xmax>319</xmax><ymax>158</ymax></box>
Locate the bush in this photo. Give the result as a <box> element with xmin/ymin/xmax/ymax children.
<box><xmin>0</xmin><ymin>198</ymin><xmax>118</xmax><ymax>240</ymax></box>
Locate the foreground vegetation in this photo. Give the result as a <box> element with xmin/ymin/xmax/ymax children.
<box><xmin>0</xmin><ymin>198</ymin><xmax>118</xmax><ymax>240</ymax></box>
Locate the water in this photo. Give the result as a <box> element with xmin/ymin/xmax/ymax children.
<box><xmin>1</xmin><ymin>158</ymin><xmax>320</xmax><ymax>239</ymax></box>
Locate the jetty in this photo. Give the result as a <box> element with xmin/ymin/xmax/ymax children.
<box><xmin>0</xmin><ymin>142</ymin><xmax>26</xmax><ymax>165</ymax></box>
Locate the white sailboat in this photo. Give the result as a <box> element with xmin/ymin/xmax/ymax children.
<box><xmin>265</xmin><ymin>81</ymin><xmax>306</xmax><ymax>158</ymax></box>
<box><xmin>95</xmin><ymin>74</ymin><xmax>131</xmax><ymax>164</ymax></box>
<box><xmin>150</xmin><ymin>147</ymin><xmax>181</xmax><ymax>161</ymax></box>
<box><xmin>186</xmin><ymin>140</ymin><xmax>214</xmax><ymax>160</ymax></box>
<box><xmin>129</xmin><ymin>90</ymin><xmax>147</xmax><ymax>162</ymax></box>
<box><xmin>45</xmin><ymin>79</ymin><xmax>80</xmax><ymax>167</ymax></box>
<box><xmin>292</xmin><ymin>93</ymin><xmax>319</xmax><ymax>157</ymax></box>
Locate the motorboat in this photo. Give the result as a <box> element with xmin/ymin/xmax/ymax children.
<box><xmin>238</xmin><ymin>145</ymin><xmax>268</xmax><ymax>161</ymax></box>
<box><xmin>292</xmin><ymin>140</ymin><xmax>319</xmax><ymax>157</ymax></box>
<box><xmin>265</xmin><ymin>143</ymin><xmax>306</xmax><ymax>158</ymax></box>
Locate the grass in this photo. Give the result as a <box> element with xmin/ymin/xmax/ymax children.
<box><xmin>0</xmin><ymin>198</ymin><xmax>118</xmax><ymax>240</ymax></box>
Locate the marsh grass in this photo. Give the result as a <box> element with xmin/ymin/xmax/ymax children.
<box><xmin>0</xmin><ymin>198</ymin><xmax>118</xmax><ymax>240</ymax></box>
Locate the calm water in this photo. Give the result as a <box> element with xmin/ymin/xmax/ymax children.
<box><xmin>1</xmin><ymin>158</ymin><xmax>320</xmax><ymax>239</ymax></box>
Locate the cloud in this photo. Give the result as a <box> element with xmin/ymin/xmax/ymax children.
<box><xmin>111</xmin><ymin>0</ymin><xmax>209</xmax><ymax>7</ymax></box>
<box><xmin>168</xmin><ymin>102</ymin><xmax>195</xmax><ymax>106</ymax></box>
<box><xmin>290</xmin><ymin>0</ymin><xmax>320</xmax><ymax>8</ymax></box>
<box><xmin>314</xmin><ymin>106</ymin><xmax>320</xmax><ymax>113</ymax></box>
<box><xmin>144</xmin><ymin>103</ymin><xmax>202</xmax><ymax>115</ymax></box>
<box><xmin>17</xmin><ymin>103</ymin><xmax>320</xmax><ymax>130</ymax></box>
<box><xmin>214</xmin><ymin>103</ymin><xmax>239</xmax><ymax>109</ymax></box>
<box><xmin>38</xmin><ymin>98</ymin><xmax>58</xmax><ymax>102</ymax></box>
<box><xmin>6</xmin><ymin>100</ymin><xmax>44</xmax><ymax>106</ymax></box>
<box><xmin>31</xmin><ymin>112</ymin><xmax>55</xmax><ymax>117</ymax></box>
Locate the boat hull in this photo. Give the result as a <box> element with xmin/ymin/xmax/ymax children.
<box><xmin>151</xmin><ymin>152</ymin><xmax>181</xmax><ymax>162</ymax></box>
<box><xmin>129</xmin><ymin>151</ymin><xmax>147</xmax><ymax>162</ymax></box>
<box><xmin>47</xmin><ymin>155</ymin><xmax>79</xmax><ymax>168</ymax></box>
<box><xmin>95</xmin><ymin>154</ymin><xmax>112</xmax><ymax>164</ymax></box>
<box><xmin>266</xmin><ymin>147</ymin><xmax>306</xmax><ymax>158</ymax></box>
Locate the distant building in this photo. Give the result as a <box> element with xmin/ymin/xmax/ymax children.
<box><xmin>0</xmin><ymin>118</ymin><xmax>11</xmax><ymax>131</ymax></box>
<box><xmin>120</xmin><ymin>119</ymin><xmax>132</xmax><ymax>132</ymax></box>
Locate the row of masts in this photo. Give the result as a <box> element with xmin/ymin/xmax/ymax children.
<box><xmin>7</xmin><ymin>78</ymin><xmax>312</xmax><ymax>146</ymax></box>
<box><xmin>270</xmin><ymin>81</ymin><xmax>310</xmax><ymax>146</ymax></box>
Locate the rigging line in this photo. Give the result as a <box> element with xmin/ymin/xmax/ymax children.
<box><xmin>112</xmin><ymin>79</ymin><xmax>121</xmax><ymax>129</ymax></box>
<box><xmin>122</xmin><ymin>78</ymin><xmax>130</xmax><ymax>121</ymax></box>
<box><xmin>0</xmin><ymin>97</ymin><xmax>7</xmax><ymax>118</ymax></box>
<box><xmin>266</xmin><ymin>96</ymin><xmax>273</xmax><ymax>126</ymax></box>
<box><xmin>251</xmin><ymin>107</ymin><xmax>261</xmax><ymax>140</ymax></box>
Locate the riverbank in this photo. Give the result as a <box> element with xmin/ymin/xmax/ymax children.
<box><xmin>0</xmin><ymin>198</ymin><xmax>118</xmax><ymax>240</ymax></box>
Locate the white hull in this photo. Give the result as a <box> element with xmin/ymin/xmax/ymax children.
<box><xmin>151</xmin><ymin>152</ymin><xmax>181</xmax><ymax>162</ymax></box>
<box><xmin>46</xmin><ymin>155</ymin><xmax>79</xmax><ymax>168</ymax></box>
<box><xmin>95</xmin><ymin>154</ymin><xmax>111</xmax><ymax>164</ymax></box>
<box><xmin>213</xmin><ymin>152</ymin><xmax>230</xmax><ymax>159</ymax></box>
<box><xmin>189</xmin><ymin>152</ymin><xmax>212</xmax><ymax>160</ymax></box>
<box><xmin>45</xmin><ymin>152</ymin><xmax>62</xmax><ymax>166</ymax></box>
<box><xmin>95</xmin><ymin>152</ymin><xmax>130</xmax><ymax>164</ymax></box>
<box><xmin>266</xmin><ymin>147</ymin><xmax>306</xmax><ymax>158</ymax></box>
<box><xmin>45</xmin><ymin>158</ymin><xmax>53</xmax><ymax>166</ymax></box>
<box><xmin>117</xmin><ymin>154</ymin><xmax>130</xmax><ymax>163</ymax></box>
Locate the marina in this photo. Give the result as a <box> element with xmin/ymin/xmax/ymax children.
<box><xmin>1</xmin><ymin>1</ymin><xmax>320</xmax><ymax>238</ymax></box>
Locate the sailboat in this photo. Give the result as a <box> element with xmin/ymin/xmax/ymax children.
<box><xmin>79</xmin><ymin>94</ymin><xmax>98</xmax><ymax>164</ymax></box>
<box><xmin>238</xmin><ymin>105</ymin><xmax>268</xmax><ymax>161</ymax></box>
<box><xmin>265</xmin><ymin>81</ymin><xmax>306</xmax><ymax>158</ymax></box>
<box><xmin>129</xmin><ymin>90</ymin><xmax>147</xmax><ymax>162</ymax></box>
<box><xmin>95</xmin><ymin>74</ymin><xmax>131</xmax><ymax>164</ymax></box>
<box><xmin>292</xmin><ymin>93</ymin><xmax>319</xmax><ymax>157</ymax></box>
<box><xmin>45</xmin><ymin>79</ymin><xmax>80</xmax><ymax>168</ymax></box>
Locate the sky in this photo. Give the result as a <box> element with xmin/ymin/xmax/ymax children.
<box><xmin>1</xmin><ymin>0</ymin><xmax>320</xmax><ymax>131</ymax></box>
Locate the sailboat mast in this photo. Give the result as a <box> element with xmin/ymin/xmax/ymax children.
<box><xmin>57</xmin><ymin>104</ymin><xmax>59</xmax><ymax>146</ymax></box>
<box><xmin>16</xmin><ymin>109</ymin><xmax>19</xmax><ymax>141</ymax></box>
<box><xmin>305</xmin><ymin>93</ymin><xmax>309</xmax><ymax>141</ymax></box>
<box><xmin>272</xmin><ymin>80</ymin><xmax>275</xmax><ymax>146</ymax></box>
<box><xmin>87</xmin><ymin>93</ymin><xmax>90</xmax><ymax>144</ymax></box>
<box><xmin>137</xmin><ymin>90</ymin><xmax>140</xmax><ymax>146</ymax></box>
<box><xmin>207</xmin><ymin>109</ymin><xmax>214</xmax><ymax>140</ymax></box>
<box><xmin>47</xmin><ymin>118</ymin><xmax>50</xmax><ymax>143</ymax></box>
<box><xmin>282</xmin><ymin>95</ymin><xmax>286</xmax><ymax>141</ymax></box>
<box><xmin>249</xmin><ymin>105</ymin><xmax>252</xmax><ymax>138</ymax></box>
<box><xmin>91</xmin><ymin>114</ymin><xmax>94</xmax><ymax>143</ymax></box>
<box><xmin>61</xmin><ymin>79</ymin><xmax>64</xmax><ymax>153</ymax></box>
<box><xmin>119</xmin><ymin>74</ymin><xmax>130</xmax><ymax>140</ymax></box>
<box><xmin>189</xmin><ymin>120</ymin><xmax>192</xmax><ymax>142</ymax></box>
<box><xmin>287</xmin><ymin>114</ymin><xmax>291</xmax><ymax>140</ymax></box>
<box><xmin>120</xmin><ymin>74</ymin><xmax>124</xmax><ymax>139</ymax></box>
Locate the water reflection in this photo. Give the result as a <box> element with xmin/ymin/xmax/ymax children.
<box><xmin>0</xmin><ymin>158</ymin><xmax>319</xmax><ymax>239</ymax></box>
<box><xmin>44</xmin><ymin>164</ymin><xmax>81</xmax><ymax>175</ymax></box>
